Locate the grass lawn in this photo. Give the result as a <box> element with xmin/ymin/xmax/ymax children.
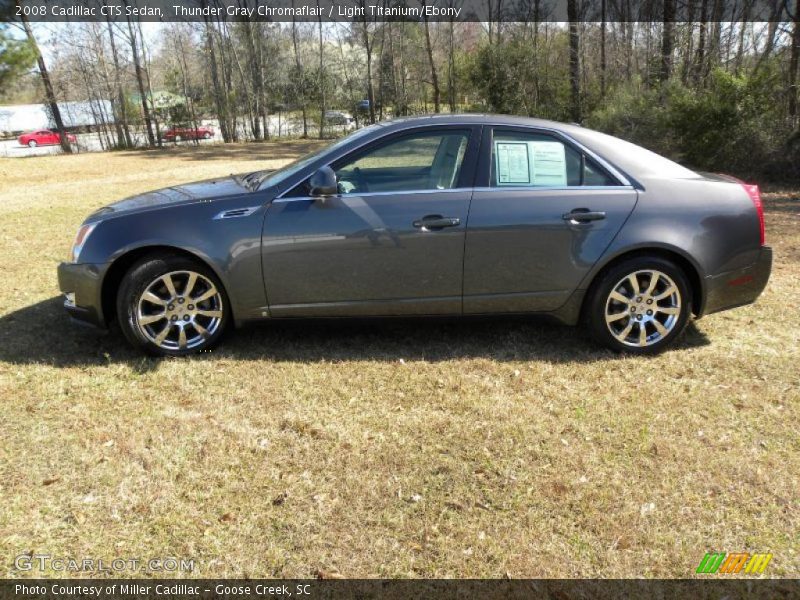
<box><xmin>0</xmin><ymin>143</ymin><xmax>798</xmax><ymax>578</ymax></box>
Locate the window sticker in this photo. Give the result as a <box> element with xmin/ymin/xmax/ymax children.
<box><xmin>495</xmin><ymin>142</ymin><xmax>530</xmax><ymax>184</ymax></box>
<box><xmin>530</xmin><ymin>141</ymin><xmax>567</xmax><ymax>186</ymax></box>
<box><xmin>494</xmin><ymin>139</ymin><xmax>568</xmax><ymax>187</ymax></box>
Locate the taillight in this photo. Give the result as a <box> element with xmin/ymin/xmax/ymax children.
<box><xmin>740</xmin><ymin>183</ymin><xmax>765</xmax><ymax>246</ymax></box>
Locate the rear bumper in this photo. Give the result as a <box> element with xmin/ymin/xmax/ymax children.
<box><xmin>701</xmin><ymin>246</ymin><xmax>772</xmax><ymax>317</ymax></box>
<box><xmin>57</xmin><ymin>262</ymin><xmax>107</xmax><ymax>328</ymax></box>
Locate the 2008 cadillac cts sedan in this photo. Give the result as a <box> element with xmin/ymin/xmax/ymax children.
<box><xmin>58</xmin><ymin>115</ymin><xmax>772</xmax><ymax>356</ymax></box>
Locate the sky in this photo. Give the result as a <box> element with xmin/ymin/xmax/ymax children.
<box><xmin>4</xmin><ymin>21</ymin><xmax>165</xmax><ymax>65</ymax></box>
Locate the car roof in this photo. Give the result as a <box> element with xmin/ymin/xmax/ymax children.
<box><xmin>378</xmin><ymin>113</ymin><xmax>574</xmax><ymax>131</ymax></box>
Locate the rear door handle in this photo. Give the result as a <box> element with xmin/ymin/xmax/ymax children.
<box><xmin>562</xmin><ymin>209</ymin><xmax>606</xmax><ymax>223</ymax></box>
<box><xmin>413</xmin><ymin>215</ymin><xmax>461</xmax><ymax>230</ymax></box>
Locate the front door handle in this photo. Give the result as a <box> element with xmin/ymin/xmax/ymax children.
<box><xmin>413</xmin><ymin>215</ymin><xmax>461</xmax><ymax>230</ymax></box>
<box><xmin>562</xmin><ymin>209</ymin><xmax>607</xmax><ymax>223</ymax></box>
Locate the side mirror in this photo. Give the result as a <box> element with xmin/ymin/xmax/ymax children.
<box><xmin>309</xmin><ymin>166</ymin><xmax>338</xmax><ymax>197</ymax></box>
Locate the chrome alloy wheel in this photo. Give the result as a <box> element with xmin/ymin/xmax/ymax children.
<box><xmin>604</xmin><ymin>269</ymin><xmax>682</xmax><ymax>347</ymax></box>
<box><xmin>136</xmin><ymin>270</ymin><xmax>223</xmax><ymax>351</ymax></box>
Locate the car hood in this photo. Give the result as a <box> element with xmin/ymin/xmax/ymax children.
<box><xmin>90</xmin><ymin>176</ymin><xmax>250</xmax><ymax>219</ymax></box>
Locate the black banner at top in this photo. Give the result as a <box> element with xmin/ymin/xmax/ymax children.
<box><xmin>2</xmin><ymin>0</ymin><xmax>798</xmax><ymax>23</ymax></box>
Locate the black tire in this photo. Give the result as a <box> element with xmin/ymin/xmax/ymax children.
<box><xmin>28</xmin><ymin>140</ymin><xmax>37</xmax><ymax>148</ymax></box>
<box><xmin>116</xmin><ymin>253</ymin><xmax>230</xmax><ymax>357</ymax></box>
<box><xmin>586</xmin><ymin>256</ymin><xmax>692</xmax><ymax>355</ymax></box>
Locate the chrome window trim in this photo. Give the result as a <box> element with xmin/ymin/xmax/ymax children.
<box><xmin>272</xmin><ymin>188</ymin><xmax>470</xmax><ymax>203</ymax></box>
<box><xmin>472</xmin><ymin>185</ymin><xmax>635</xmax><ymax>193</ymax></box>
<box><xmin>272</xmin><ymin>185</ymin><xmax>634</xmax><ymax>204</ymax></box>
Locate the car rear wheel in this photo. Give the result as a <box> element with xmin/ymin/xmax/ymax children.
<box><xmin>203</xmin><ymin>132</ymin><xmax>212</xmax><ymax>139</ymax></box>
<box><xmin>27</xmin><ymin>140</ymin><xmax>37</xmax><ymax>147</ymax></box>
<box><xmin>117</xmin><ymin>254</ymin><xmax>229</xmax><ymax>356</ymax></box>
<box><xmin>586</xmin><ymin>256</ymin><xmax>691</xmax><ymax>355</ymax></box>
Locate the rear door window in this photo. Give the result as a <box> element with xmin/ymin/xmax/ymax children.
<box><xmin>490</xmin><ymin>130</ymin><xmax>618</xmax><ymax>187</ymax></box>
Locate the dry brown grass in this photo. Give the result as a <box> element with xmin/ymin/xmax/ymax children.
<box><xmin>0</xmin><ymin>143</ymin><xmax>798</xmax><ymax>579</ymax></box>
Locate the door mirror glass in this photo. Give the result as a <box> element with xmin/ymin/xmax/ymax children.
<box><xmin>309</xmin><ymin>166</ymin><xmax>338</xmax><ymax>197</ymax></box>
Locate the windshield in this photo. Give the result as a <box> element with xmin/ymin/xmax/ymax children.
<box><xmin>254</xmin><ymin>124</ymin><xmax>382</xmax><ymax>190</ymax></box>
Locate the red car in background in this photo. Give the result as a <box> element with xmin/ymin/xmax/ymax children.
<box><xmin>162</xmin><ymin>126</ymin><xmax>214</xmax><ymax>142</ymax></box>
<box><xmin>18</xmin><ymin>129</ymin><xmax>77</xmax><ymax>147</ymax></box>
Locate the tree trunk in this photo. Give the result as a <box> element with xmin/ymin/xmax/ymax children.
<box><xmin>660</xmin><ymin>0</ymin><xmax>675</xmax><ymax>83</ymax></box>
<box><xmin>173</xmin><ymin>27</ymin><xmax>201</xmax><ymax>146</ymax></box>
<box><xmin>734</xmin><ymin>7</ymin><xmax>750</xmax><ymax>73</ymax></box>
<box><xmin>90</xmin><ymin>20</ymin><xmax>124</xmax><ymax>148</ymax></box>
<box><xmin>790</xmin><ymin>6</ymin><xmax>800</xmax><ymax>124</ymax></box>
<box><xmin>226</xmin><ymin>22</ymin><xmax>257</xmax><ymax>141</ymax></box>
<box><xmin>17</xmin><ymin>2</ymin><xmax>72</xmax><ymax>153</ymax></box>
<box><xmin>291</xmin><ymin>15</ymin><xmax>308</xmax><ymax>138</ymax></box>
<box><xmin>318</xmin><ymin>4</ymin><xmax>325</xmax><ymax>139</ymax></box>
<box><xmin>753</xmin><ymin>10</ymin><xmax>779</xmax><ymax>76</ymax></box>
<box><xmin>448</xmin><ymin>18</ymin><xmax>457</xmax><ymax>112</ymax></box>
<box><xmin>695</xmin><ymin>0</ymin><xmax>708</xmax><ymax>83</ymax></box>
<box><xmin>600</xmin><ymin>0</ymin><xmax>607</xmax><ymax>97</ymax></box>
<box><xmin>205</xmin><ymin>20</ymin><xmax>230</xmax><ymax>142</ymax></box>
<box><xmin>362</xmin><ymin>19</ymin><xmax>376</xmax><ymax>123</ymax></box>
<box><xmin>125</xmin><ymin>9</ymin><xmax>155</xmax><ymax>147</ymax></box>
<box><xmin>680</xmin><ymin>1</ymin><xmax>696</xmax><ymax>84</ymax></box>
<box><xmin>423</xmin><ymin>14</ymin><xmax>441</xmax><ymax>113</ymax></box>
<box><xmin>137</xmin><ymin>19</ymin><xmax>161</xmax><ymax>147</ymax></box>
<box><xmin>567</xmin><ymin>0</ymin><xmax>581</xmax><ymax>122</ymax></box>
<box><xmin>105</xmin><ymin>16</ymin><xmax>133</xmax><ymax>148</ymax></box>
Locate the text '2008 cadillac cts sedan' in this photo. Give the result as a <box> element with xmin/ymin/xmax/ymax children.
<box><xmin>58</xmin><ymin>115</ymin><xmax>772</xmax><ymax>356</ymax></box>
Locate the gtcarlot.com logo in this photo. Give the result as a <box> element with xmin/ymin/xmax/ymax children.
<box><xmin>14</xmin><ymin>554</ymin><xmax>194</xmax><ymax>573</ymax></box>
<box><xmin>696</xmin><ymin>552</ymin><xmax>772</xmax><ymax>575</ymax></box>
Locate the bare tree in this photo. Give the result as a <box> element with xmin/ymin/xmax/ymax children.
<box><xmin>660</xmin><ymin>0</ymin><xmax>675</xmax><ymax>83</ymax></box>
<box><xmin>123</xmin><ymin>2</ymin><xmax>155</xmax><ymax>146</ymax></box>
<box><xmin>317</xmin><ymin>0</ymin><xmax>326</xmax><ymax>138</ymax></box>
<box><xmin>567</xmin><ymin>0</ymin><xmax>581</xmax><ymax>122</ymax></box>
<box><xmin>16</xmin><ymin>1</ymin><xmax>72</xmax><ymax>153</ymax></box>
<box><xmin>790</xmin><ymin>2</ymin><xmax>800</xmax><ymax>124</ymax></box>
<box><xmin>422</xmin><ymin>8</ymin><xmax>441</xmax><ymax>113</ymax></box>
<box><xmin>355</xmin><ymin>4</ymin><xmax>377</xmax><ymax>124</ymax></box>
<box><xmin>105</xmin><ymin>17</ymin><xmax>133</xmax><ymax>147</ymax></box>
<box><xmin>290</xmin><ymin>13</ymin><xmax>309</xmax><ymax>137</ymax></box>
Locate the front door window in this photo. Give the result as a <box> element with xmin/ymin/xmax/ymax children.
<box><xmin>333</xmin><ymin>130</ymin><xmax>470</xmax><ymax>195</ymax></box>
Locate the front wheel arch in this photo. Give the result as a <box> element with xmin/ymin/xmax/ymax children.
<box><xmin>581</xmin><ymin>247</ymin><xmax>703</xmax><ymax>323</ymax></box>
<box><xmin>101</xmin><ymin>246</ymin><xmax>233</xmax><ymax>327</ymax></box>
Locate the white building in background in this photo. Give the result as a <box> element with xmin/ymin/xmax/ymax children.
<box><xmin>0</xmin><ymin>100</ymin><xmax>114</xmax><ymax>135</ymax></box>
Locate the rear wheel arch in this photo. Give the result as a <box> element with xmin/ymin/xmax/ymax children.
<box><xmin>581</xmin><ymin>247</ymin><xmax>704</xmax><ymax>320</ymax></box>
<box><xmin>101</xmin><ymin>246</ymin><xmax>232</xmax><ymax>326</ymax></box>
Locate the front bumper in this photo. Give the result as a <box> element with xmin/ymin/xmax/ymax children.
<box><xmin>57</xmin><ymin>262</ymin><xmax>106</xmax><ymax>328</ymax></box>
<box><xmin>702</xmin><ymin>246</ymin><xmax>772</xmax><ymax>316</ymax></box>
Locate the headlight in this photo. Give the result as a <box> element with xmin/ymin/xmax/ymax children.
<box><xmin>69</xmin><ymin>222</ymin><xmax>97</xmax><ymax>263</ymax></box>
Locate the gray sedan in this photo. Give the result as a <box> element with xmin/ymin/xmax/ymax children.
<box><xmin>58</xmin><ymin>115</ymin><xmax>772</xmax><ymax>356</ymax></box>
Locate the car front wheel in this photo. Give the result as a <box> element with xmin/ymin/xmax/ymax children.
<box><xmin>117</xmin><ymin>254</ymin><xmax>229</xmax><ymax>356</ymax></box>
<box><xmin>28</xmin><ymin>140</ymin><xmax>37</xmax><ymax>147</ymax></box>
<box><xmin>587</xmin><ymin>257</ymin><xmax>691</xmax><ymax>355</ymax></box>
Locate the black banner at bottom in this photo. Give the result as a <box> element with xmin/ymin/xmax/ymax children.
<box><xmin>2</xmin><ymin>579</ymin><xmax>800</xmax><ymax>600</ymax></box>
